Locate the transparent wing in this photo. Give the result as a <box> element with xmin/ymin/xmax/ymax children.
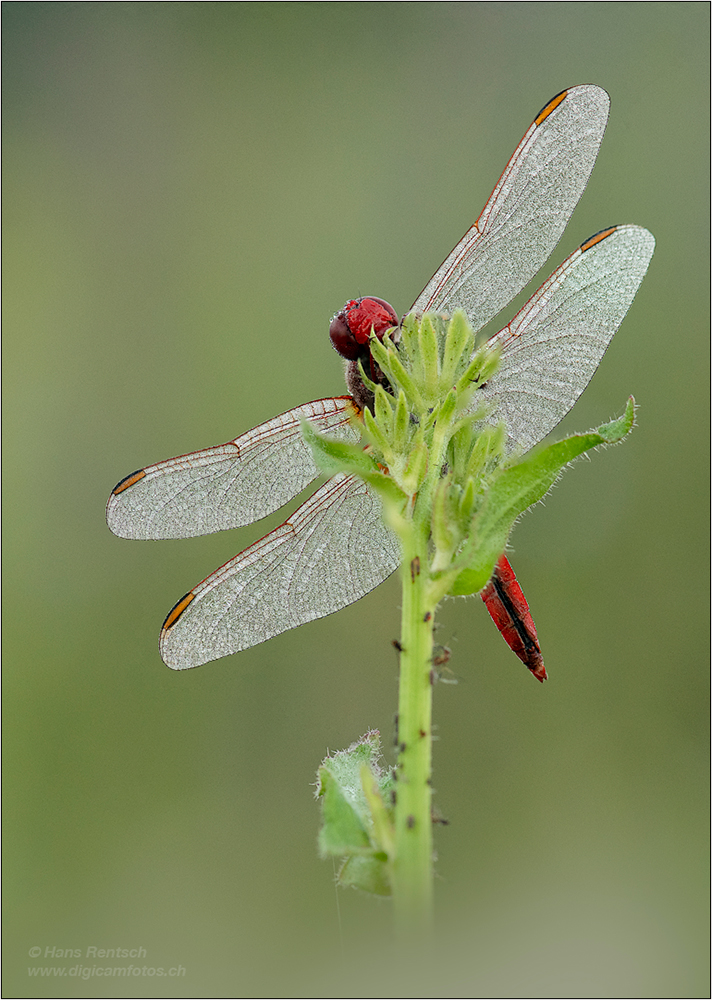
<box><xmin>106</xmin><ymin>396</ymin><xmax>360</xmax><ymax>539</ymax></box>
<box><xmin>411</xmin><ymin>85</ymin><xmax>610</xmax><ymax>333</ymax></box>
<box><xmin>159</xmin><ymin>473</ymin><xmax>400</xmax><ymax>669</ymax></box>
<box><xmin>478</xmin><ymin>225</ymin><xmax>655</xmax><ymax>452</ymax></box>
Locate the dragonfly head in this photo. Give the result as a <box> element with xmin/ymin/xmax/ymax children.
<box><xmin>329</xmin><ymin>296</ymin><xmax>398</xmax><ymax>360</ymax></box>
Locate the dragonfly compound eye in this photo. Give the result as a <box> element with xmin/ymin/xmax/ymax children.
<box><xmin>329</xmin><ymin>304</ymin><xmax>361</xmax><ymax>360</ymax></box>
<box><xmin>329</xmin><ymin>297</ymin><xmax>398</xmax><ymax>360</ymax></box>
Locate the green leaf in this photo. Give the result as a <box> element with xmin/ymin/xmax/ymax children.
<box><xmin>354</xmin><ymin>358</ymin><xmax>381</xmax><ymax>400</ymax></box>
<box><xmin>374</xmin><ymin>384</ymin><xmax>394</xmax><ymax>433</ymax></box>
<box><xmin>303</xmin><ymin>417</ymin><xmax>408</xmax><ymax>513</ymax></box>
<box><xmin>417</xmin><ymin>314</ymin><xmax>440</xmax><ymax>387</ymax></box>
<box><xmin>455</xmin><ymin>341</ymin><xmax>500</xmax><ymax>399</ymax></box>
<box><xmin>402</xmin><ymin>436</ymin><xmax>429</xmax><ymax>494</ymax></box>
<box><xmin>431</xmin><ymin>475</ymin><xmax>458</xmax><ymax>566</ymax></box>
<box><xmin>368</xmin><ymin>472</ymin><xmax>410</xmax><ymax>509</ymax></box>
<box><xmin>316</xmin><ymin>731</ymin><xmax>394</xmax><ymax>861</ymax></box>
<box><xmin>458</xmin><ymin>476</ymin><xmax>477</xmax><ymax>526</ymax></box>
<box><xmin>597</xmin><ymin>395</ymin><xmax>636</xmax><ymax>441</ymax></box>
<box><xmin>449</xmin><ymin>399</ymin><xmax>636</xmax><ymax>595</ymax></box>
<box><xmin>316</xmin><ymin>767</ymin><xmax>372</xmax><ymax>856</ymax></box>
<box><xmin>441</xmin><ymin>311</ymin><xmax>475</xmax><ymax>388</ymax></box>
<box><xmin>362</xmin><ymin>405</ymin><xmax>393</xmax><ymax>463</ymax></box>
<box><xmin>435</xmin><ymin>387</ymin><xmax>458</xmax><ymax>433</ymax></box>
<box><xmin>301</xmin><ymin>419</ymin><xmax>377</xmax><ymax>478</ymax></box>
<box><xmin>360</xmin><ymin>764</ymin><xmax>395</xmax><ymax>858</ymax></box>
<box><xmin>369</xmin><ymin>335</ymin><xmax>426</xmax><ymax>411</ymax></box>
<box><xmin>396</xmin><ymin>312</ymin><xmax>419</xmax><ymax>357</ymax></box>
<box><xmin>338</xmin><ymin>854</ymin><xmax>391</xmax><ymax>896</ymax></box>
<box><xmin>466</xmin><ymin>423</ymin><xmax>507</xmax><ymax>482</ymax></box>
<box><xmin>392</xmin><ymin>389</ymin><xmax>411</xmax><ymax>451</ymax></box>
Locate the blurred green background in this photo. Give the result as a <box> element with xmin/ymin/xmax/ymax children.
<box><xmin>3</xmin><ymin>3</ymin><xmax>708</xmax><ymax>997</ymax></box>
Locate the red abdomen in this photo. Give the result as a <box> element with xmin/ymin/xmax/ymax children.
<box><xmin>481</xmin><ymin>555</ymin><xmax>547</xmax><ymax>682</ymax></box>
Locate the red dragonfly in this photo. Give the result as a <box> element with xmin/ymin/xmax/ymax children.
<box><xmin>107</xmin><ymin>85</ymin><xmax>654</xmax><ymax>676</ymax></box>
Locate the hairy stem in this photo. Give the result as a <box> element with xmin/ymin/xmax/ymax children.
<box><xmin>392</xmin><ymin>520</ymin><xmax>435</xmax><ymax>935</ymax></box>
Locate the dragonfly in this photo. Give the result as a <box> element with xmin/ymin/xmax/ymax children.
<box><xmin>107</xmin><ymin>84</ymin><xmax>654</xmax><ymax>675</ymax></box>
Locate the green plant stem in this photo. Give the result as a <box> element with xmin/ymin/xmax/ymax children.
<box><xmin>392</xmin><ymin>519</ymin><xmax>435</xmax><ymax>935</ymax></box>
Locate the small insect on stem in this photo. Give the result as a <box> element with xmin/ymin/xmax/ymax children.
<box><xmin>410</xmin><ymin>556</ymin><xmax>421</xmax><ymax>583</ymax></box>
<box><xmin>432</xmin><ymin>645</ymin><xmax>451</xmax><ymax>667</ymax></box>
<box><xmin>430</xmin><ymin>645</ymin><xmax>457</xmax><ymax>685</ymax></box>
